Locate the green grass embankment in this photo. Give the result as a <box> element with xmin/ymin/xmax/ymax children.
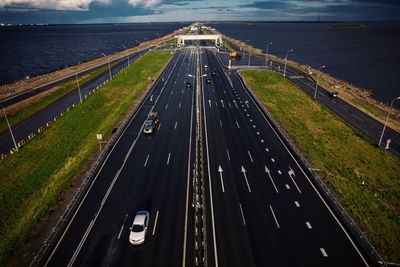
<box><xmin>0</xmin><ymin>50</ymin><xmax>173</xmax><ymax>266</ymax></box>
<box><xmin>0</xmin><ymin>64</ymin><xmax>115</xmax><ymax>135</ymax></box>
<box><xmin>240</xmin><ymin>70</ymin><xmax>400</xmax><ymax>264</ymax></box>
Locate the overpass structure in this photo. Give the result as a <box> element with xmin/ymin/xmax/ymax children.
<box><xmin>175</xmin><ymin>34</ymin><xmax>222</xmax><ymax>46</ymax></box>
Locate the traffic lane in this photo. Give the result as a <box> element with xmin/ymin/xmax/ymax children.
<box><xmin>201</xmin><ymin>50</ymin><xmax>256</xmax><ymax>267</ymax></box>
<box><xmin>0</xmin><ymin>50</ymin><xmax>149</xmax><ymax>154</ymax></box>
<box><xmin>209</xmin><ymin>49</ymin><xmax>367</xmax><ymax>266</ymax></box>
<box><xmin>44</xmin><ymin>50</ymin><xmax>183</xmax><ymax>266</ymax></box>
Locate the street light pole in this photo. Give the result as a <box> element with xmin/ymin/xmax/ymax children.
<box><xmin>122</xmin><ymin>45</ymin><xmax>130</xmax><ymax>66</ymax></box>
<box><xmin>378</xmin><ymin>96</ymin><xmax>400</xmax><ymax>147</ymax></box>
<box><xmin>283</xmin><ymin>49</ymin><xmax>294</xmax><ymax>78</ymax></box>
<box><xmin>75</xmin><ymin>73</ymin><xmax>82</xmax><ymax>103</ymax></box>
<box><xmin>1</xmin><ymin>105</ymin><xmax>18</xmax><ymax>151</ymax></box>
<box><xmin>265</xmin><ymin>42</ymin><xmax>272</xmax><ymax>68</ymax></box>
<box><xmin>102</xmin><ymin>53</ymin><xmax>112</xmax><ymax>80</ymax></box>
<box><xmin>314</xmin><ymin>65</ymin><xmax>326</xmax><ymax>100</ymax></box>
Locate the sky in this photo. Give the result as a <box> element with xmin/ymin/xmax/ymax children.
<box><xmin>0</xmin><ymin>0</ymin><xmax>399</xmax><ymax>24</ymax></box>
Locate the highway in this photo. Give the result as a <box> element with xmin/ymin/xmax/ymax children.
<box><xmin>0</xmin><ymin>49</ymin><xmax>148</xmax><ymax>154</ymax></box>
<box><xmin>43</xmin><ymin>47</ymin><xmax>197</xmax><ymax>266</ymax></box>
<box><xmin>217</xmin><ymin>43</ymin><xmax>400</xmax><ymax>156</ymax></box>
<box><xmin>38</xmin><ymin>45</ymin><xmax>372</xmax><ymax>267</ymax></box>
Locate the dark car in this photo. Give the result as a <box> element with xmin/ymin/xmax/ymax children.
<box><xmin>185</xmin><ymin>58</ymin><xmax>189</xmax><ymax>62</ymax></box>
<box><xmin>206</xmin><ymin>78</ymin><xmax>211</xmax><ymax>84</ymax></box>
<box><xmin>186</xmin><ymin>81</ymin><xmax>192</xmax><ymax>88</ymax></box>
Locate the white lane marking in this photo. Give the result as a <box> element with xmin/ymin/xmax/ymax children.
<box><xmin>241</xmin><ymin>166</ymin><xmax>252</xmax><ymax>192</ymax></box>
<box><xmin>246</xmin><ymin>114</ymin><xmax>250</xmax><ymax>117</ymax></box>
<box><xmin>117</xmin><ymin>214</ymin><xmax>128</xmax><ymax>240</ymax></box>
<box><xmin>269</xmin><ymin>205</ymin><xmax>280</xmax><ymax>229</ymax></box>
<box><xmin>265</xmin><ymin>148</ymin><xmax>269</xmax><ymax>152</ymax></box>
<box><xmin>236</xmin><ymin>121</ymin><xmax>240</xmax><ymax>129</ymax></box>
<box><xmin>226</xmin><ymin>149</ymin><xmax>231</xmax><ymax>161</ymax></box>
<box><xmin>320</xmin><ymin>248</ymin><xmax>328</xmax><ymax>257</ymax></box>
<box><xmin>165</xmin><ymin>103</ymin><xmax>168</xmax><ymax>110</ymax></box>
<box><xmin>171</xmin><ymin>90</ymin><xmax>173</xmax><ymax>95</ymax></box>
<box><xmin>167</xmin><ymin>152</ymin><xmax>171</xmax><ymax>165</ymax></box>
<box><xmin>288</xmin><ymin>167</ymin><xmax>302</xmax><ymax>194</ymax></box>
<box><xmin>220</xmin><ymin>100</ymin><xmax>225</xmax><ymax>108</ymax></box>
<box><xmin>256</xmin><ymin>131</ymin><xmax>260</xmax><ymax>135</ymax></box>
<box><xmin>233</xmin><ymin>100</ymin><xmax>238</xmax><ymax>108</ymax></box>
<box><xmin>182</xmin><ymin>89</ymin><xmax>184</xmax><ymax>94</ymax></box>
<box><xmin>174</xmin><ymin>121</ymin><xmax>178</xmax><ymax>129</ymax></box>
<box><xmin>158</xmin><ymin>123</ymin><xmax>162</xmax><ymax>131</ymax></box>
<box><xmin>306</xmin><ymin>222</ymin><xmax>312</xmax><ymax>229</ymax></box>
<box><xmin>271</xmin><ymin>158</ymin><xmax>275</xmax><ymax>162</ymax></box>
<box><xmin>339</xmin><ymin>105</ymin><xmax>349</xmax><ymax>112</ymax></box>
<box><xmin>150</xmin><ymin>95</ymin><xmax>153</xmax><ymax>101</ymax></box>
<box><xmin>218</xmin><ymin>166</ymin><xmax>225</xmax><ymax>193</ymax></box>
<box><xmin>228</xmin><ymin>102</ymin><xmax>232</xmax><ymax>108</ymax></box>
<box><xmin>253</xmin><ymin>125</ymin><xmax>256</xmax><ymax>128</ymax></box>
<box><xmin>223</xmin><ymin>89</ymin><xmax>227</xmax><ymax>95</ymax></box>
<box><xmin>144</xmin><ymin>154</ymin><xmax>150</xmax><ymax>167</ymax></box>
<box><xmin>247</xmin><ymin>150</ymin><xmax>254</xmax><ymax>162</ymax></box>
<box><xmin>239</xmin><ymin>203</ymin><xmax>246</xmax><ymax>226</ymax></box>
<box><xmin>244</xmin><ymin>109</ymin><xmax>247</xmax><ymax>112</ymax></box>
<box><xmin>179</xmin><ymin>102</ymin><xmax>182</xmax><ymax>108</ymax></box>
<box><xmin>209</xmin><ymin>100</ymin><xmax>212</xmax><ymax>108</ymax></box>
<box><xmin>278</xmin><ymin>170</ymin><xmax>282</xmax><ymax>175</ymax></box>
<box><xmin>294</xmin><ymin>201</ymin><xmax>300</xmax><ymax>207</ymax></box>
<box><xmin>219</xmin><ymin>120</ymin><xmax>223</xmax><ymax>127</ymax></box>
<box><xmin>249</xmin><ymin>119</ymin><xmax>253</xmax><ymax>122</ymax></box>
<box><xmin>352</xmin><ymin>114</ymin><xmax>364</xmax><ymax>122</ymax></box>
<box><xmin>285</xmin><ymin>184</ymin><xmax>290</xmax><ymax>189</ymax></box>
<box><xmin>152</xmin><ymin>210</ymin><xmax>159</xmax><ymax>236</ymax></box>
<box><xmin>265</xmin><ymin>166</ymin><xmax>279</xmax><ymax>193</ymax></box>
<box><xmin>261</xmin><ymin>139</ymin><xmax>264</xmax><ymax>143</ymax></box>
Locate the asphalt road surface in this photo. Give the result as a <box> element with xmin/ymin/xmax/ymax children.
<box><xmin>40</xmin><ymin>46</ymin><xmax>371</xmax><ymax>267</ymax></box>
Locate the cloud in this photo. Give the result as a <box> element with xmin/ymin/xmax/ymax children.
<box><xmin>0</xmin><ymin>0</ymin><xmax>111</xmax><ymax>10</ymax></box>
<box><xmin>128</xmin><ymin>0</ymin><xmax>162</xmax><ymax>8</ymax></box>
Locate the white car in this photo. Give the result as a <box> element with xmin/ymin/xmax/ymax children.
<box><xmin>129</xmin><ymin>211</ymin><xmax>149</xmax><ymax>245</ymax></box>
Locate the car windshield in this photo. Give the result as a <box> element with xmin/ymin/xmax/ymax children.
<box><xmin>132</xmin><ymin>224</ymin><xmax>144</xmax><ymax>232</ymax></box>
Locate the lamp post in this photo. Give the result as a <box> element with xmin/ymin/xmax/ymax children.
<box><xmin>0</xmin><ymin>104</ymin><xmax>17</xmax><ymax>151</ymax></box>
<box><xmin>122</xmin><ymin>45</ymin><xmax>130</xmax><ymax>66</ymax></box>
<box><xmin>314</xmin><ymin>65</ymin><xmax>326</xmax><ymax>100</ymax></box>
<box><xmin>102</xmin><ymin>53</ymin><xmax>112</xmax><ymax>80</ymax></box>
<box><xmin>378</xmin><ymin>96</ymin><xmax>400</xmax><ymax>147</ymax></box>
<box><xmin>75</xmin><ymin>73</ymin><xmax>82</xmax><ymax>103</ymax></box>
<box><xmin>265</xmin><ymin>42</ymin><xmax>272</xmax><ymax>68</ymax></box>
<box><xmin>283</xmin><ymin>49</ymin><xmax>294</xmax><ymax>77</ymax></box>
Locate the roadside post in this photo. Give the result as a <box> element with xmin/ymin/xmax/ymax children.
<box><xmin>96</xmin><ymin>134</ymin><xmax>103</xmax><ymax>151</ymax></box>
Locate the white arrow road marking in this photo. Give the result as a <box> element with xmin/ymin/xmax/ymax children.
<box><xmin>265</xmin><ymin>166</ymin><xmax>279</xmax><ymax>193</ymax></box>
<box><xmin>288</xmin><ymin>167</ymin><xmax>302</xmax><ymax>193</ymax></box>
<box><xmin>218</xmin><ymin>165</ymin><xmax>225</xmax><ymax>192</ymax></box>
<box><xmin>241</xmin><ymin>166</ymin><xmax>251</xmax><ymax>192</ymax></box>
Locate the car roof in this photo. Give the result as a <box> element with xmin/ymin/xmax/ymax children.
<box><xmin>133</xmin><ymin>211</ymin><xmax>148</xmax><ymax>225</ymax></box>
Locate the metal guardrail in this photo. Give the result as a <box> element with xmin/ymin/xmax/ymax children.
<box><xmin>235</xmin><ymin>71</ymin><xmax>386</xmax><ymax>267</ymax></box>
<box><xmin>29</xmin><ymin>51</ymin><xmax>175</xmax><ymax>267</ymax></box>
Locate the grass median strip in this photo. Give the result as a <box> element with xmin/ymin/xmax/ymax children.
<box><xmin>0</xmin><ymin>50</ymin><xmax>172</xmax><ymax>266</ymax></box>
<box><xmin>0</xmin><ymin>64</ymin><xmax>117</xmax><ymax>135</ymax></box>
<box><xmin>240</xmin><ymin>70</ymin><xmax>400</xmax><ymax>264</ymax></box>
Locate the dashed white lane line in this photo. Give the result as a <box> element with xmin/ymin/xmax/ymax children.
<box><xmin>249</xmin><ymin>119</ymin><xmax>253</xmax><ymax>122</ymax></box>
<box><xmin>165</xmin><ymin>103</ymin><xmax>168</xmax><ymax>110</ymax></box>
<box><xmin>181</xmin><ymin>89</ymin><xmax>184</xmax><ymax>94</ymax></box>
<box><xmin>248</xmin><ymin>150</ymin><xmax>254</xmax><ymax>162</ymax></box>
<box><xmin>256</xmin><ymin>131</ymin><xmax>260</xmax><ymax>135</ymax></box>
<box><xmin>306</xmin><ymin>222</ymin><xmax>312</xmax><ymax>229</ymax></box>
<box><xmin>269</xmin><ymin>205</ymin><xmax>280</xmax><ymax>229</ymax></box>
<box><xmin>294</xmin><ymin>201</ymin><xmax>300</xmax><ymax>207</ymax></box>
<box><xmin>352</xmin><ymin>114</ymin><xmax>364</xmax><ymax>122</ymax></box>
<box><xmin>261</xmin><ymin>139</ymin><xmax>264</xmax><ymax>143</ymax></box>
<box><xmin>277</xmin><ymin>170</ymin><xmax>282</xmax><ymax>175</ymax></box>
<box><xmin>117</xmin><ymin>214</ymin><xmax>128</xmax><ymax>240</ymax></box>
<box><xmin>179</xmin><ymin>102</ymin><xmax>181</xmax><ymax>108</ymax></box>
<box><xmin>228</xmin><ymin>102</ymin><xmax>232</xmax><ymax>108</ymax></box>
<box><xmin>285</xmin><ymin>184</ymin><xmax>290</xmax><ymax>189</ymax></box>
<box><xmin>219</xmin><ymin>120</ymin><xmax>223</xmax><ymax>127</ymax></box>
<box><xmin>271</xmin><ymin>158</ymin><xmax>275</xmax><ymax>163</ymax></box>
<box><xmin>152</xmin><ymin>210</ymin><xmax>159</xmax><ymax>236</ymax></box>
<box><xmin>158</xmin><ymin>123</ymin><xmax>162</xmax><ymax>131</ymax></box>
<box><xmin>236</xmin><ymin>121</ymin><xmax>240</xmax><ymax>129</ymax></box>
<box><xmin>265</xmin><ymin>148</ymin><xmax>269</xmax><ymax>152</ymax></box>
<box><xmin>167</xmin><ymin>152</ymin><xmax>171</xmax><ymax>165</ymax></box>
<box><xmin>320</xmin><ymin>248</ymin><xmax>328</xmax><ymax>257</ymax></box>
<box><xmin>144</xmin><ymin>154</ymin><xmax>150</xmax><ymax>167</ymax></box>
<box><xmin>171</xmin><ymin>90</ymin><xmax>173</xmax><ymax>95</ymax></box>
<box><xmin>174</xmin><ymin>121</ymin><xmax>178</xmax><ymax>129</ymax></box>
<box><xmin>246</xmin><ymin>114</ymin><xmax>250</xmax><ymax>117</ymax></box>
<box><xmin>226</xmin><ymin>149</ymin><xmax>231</xmax><ymax>161</ymax></box>
<box><xmin>253</xmin><ymin>125</ymin><xmax>256</xmax><ymax>128</ymax></box>
<box><xmin>239</xmin><ymin>203</ymin><xmax>246</xmax><ymax>226</ymax></box>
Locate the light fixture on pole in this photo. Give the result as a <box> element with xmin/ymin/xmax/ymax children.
<box><xmin>102</xmin><ymin>53</ymin><xmax>112</xmax><ymax>80</ymax></box>
<box><xmin>265</xmin><ymin>42</ymin><xmax>272</xmax><ymax>68</ymax></box>
<box><xmin>283</xmin><ymin>49</ymin><xmax>294</xmax><ymax>78</ymax></box>
<box><xmin>0</xmin><ymin>104</ymin><xmax>18</xmax><ymax>151</ymax></box>
<box><xmin>378</xmin><ymin>96</ymin><xmax>400</xmax><ymax>147</ymax></box>
<box><xmin>314</xmin><ymin>65</ymin><xmax>326</xmax><ymax>100</ymax></box>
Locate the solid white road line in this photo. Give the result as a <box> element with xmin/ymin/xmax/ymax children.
<box><xmin>239</xmin><ymin>203</ymin><xmax>246</xmax><ymax>226</ymax></box>
<box><xmin>269</xmin><ymin>205</ymin><xmax>280</xmax><ymax>229</ymax></box>
<box><xmin>320</xmin><ymin>248</ymin><xmax>328</xmax><ymax>257</ymax></box>
<box><xmin>248</xmin><ymin>150</ymin><xmax>254</xmax><ymax>162</ymax></box>
<box><xmin>306</xmin><ymin>222</ymin><xmax>312</xmax><ymax>229</ymax></box>
<box><xmin>144</xmin><ymin>154</ymin><xmax>150</xmax><ymax>167</ymax></box>
<box><xmin>152</xmin><ymin>210</ymin><xmax>159</xmax><ymax>236</ymax></box>
<box><xmin>294</xmin><ymin>201</ymin><xmax>300</xmax><ymax>207</ymax></box>
<box><xmin>167</xmin><ymin>152</ymin><xmax>171</xmax><ymax>165</ymax></box>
